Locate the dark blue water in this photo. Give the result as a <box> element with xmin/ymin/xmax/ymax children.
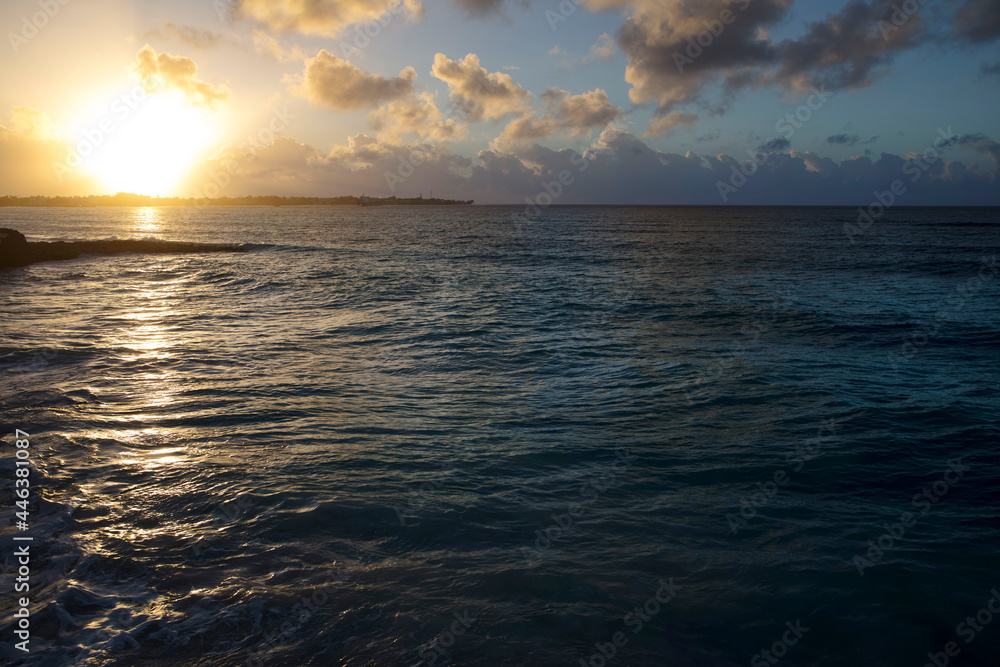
<box><xmin>1</xmin><ymin>206</ymin><xmax>999</xmax><ymax>666</ymax></box>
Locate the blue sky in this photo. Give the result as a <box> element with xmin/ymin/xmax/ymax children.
<box><xmin>1</xmin><ymin>0</ymin><xmax>999</xmax><ymax>203</ymax></box>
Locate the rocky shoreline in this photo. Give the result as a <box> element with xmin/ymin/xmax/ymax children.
<box><xmin>0</xmin><ymin>228</ymin><xmax>245</xmax><ymax>270</ymax></box>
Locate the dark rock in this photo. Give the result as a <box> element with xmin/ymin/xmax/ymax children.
<box><xmin>0</xmin><ymin>228</ymin><xmax>31</xmax><ymax>269</ymax></box>
<box><xmin>0</xmin><ymin>228</ymin><xmax>245</xmax><ymax>270</ymax></box>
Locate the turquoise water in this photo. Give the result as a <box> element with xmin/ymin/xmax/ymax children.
<box><xmin>1</xmin><ymin>206</ymin><xmax>999</xmax><ymax>666</ymax></box>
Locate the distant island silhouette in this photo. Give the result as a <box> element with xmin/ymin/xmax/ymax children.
<box><xmin>0</xmin><ymin>193</ymin><xmax>474</xmax><ymax>208</ymax></box>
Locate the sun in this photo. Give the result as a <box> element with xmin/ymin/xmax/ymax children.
<box><xmin>82</xmin><ymin>90</ymin><xmax>215</xmax><ymax>196</ymax></box>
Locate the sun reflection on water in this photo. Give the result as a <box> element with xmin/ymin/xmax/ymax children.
<box><xmin>101</xmin><ymin>262</ymin><xmax>195</xmax><ymax>473</ymax></box>
<box><xmin>134</xmin><ymin>207</ymin><xmax>163</xmax><ymax>235</ymax></box>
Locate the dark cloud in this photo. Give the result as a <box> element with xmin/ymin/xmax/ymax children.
<box><xmin>475</xmin><ymin>128</ymin><xmax>1000</xmax><ymax>205</ymax></box>
<box><xmin>608</xmin><ymin>0</ymin><xmax>932</xmax><ymax>116</ymax></box>
<box><xmin>954</xmin><ymin>0</ymin><xmax>1000</xmax><ymax>42</ymax></box>
<box><xmin>957</xmin><ymin>133</ymin><xmax>1000</xmax><ymax>166</ymax></box>
<box><xmin>178</xmin><ymin>126</ymin><xmax>1000</xmax><ymax>206</ymax></box>
<box><xmin>770</xmin><ymin>0</ymin><xmax>928</xmax><ymax>91</ymax></box>
<box><xmin>826</xmin><ymin>133</ymin><xmax>877</xmax><ymax>146</ymax></box>
<box><xmin>758</xmin><ymin>137</ymin><xmax>791</xmax><ymax>152</ymax></box>
<box><xmin>452</xmin><ymin>0</ymin><xmax>529</xmax><ymax>16</ymax></box>
<box><xmin>980</xmin><ymin>62</ymin><xmax>1000</xmax><ymax>78</ymax></box>
<box><xmin>613</xmin><ymin>0</ymin><xmax>792</xmax><ymax>112</ymax></box>
<box><xmin>934</xmin><ymin>131</ymin><xmax>989</xmax><ymax>149</ymax></box>
<box><xmin>827</xmin><ymin>133</ymin><xmax>862</xmax><ymax>145</ymax></box>
<box><xmin>696</xmin><ymin>131</ymin><xmax>722</xmax><ymax>142</ymax></box>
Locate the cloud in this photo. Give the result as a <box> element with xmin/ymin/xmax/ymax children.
<box><xmin>8</xmin><ymin>106</ymin><xmax>59</xmax><ymax>141</ymax></box>
<box><xmin>369</xmin><ymin>92</ymin><xmax>467</xmax><ymax>142</ymax></box>
<box><xmin>770</xmin><ymin>0</ymin><xmax>929</xmax><ymax>91</ymax></box>
<box><xmin>602</xmin><ymin>0</ymin><xmax>932</xmax><ymax>116</ymax></box>
<box><xmin>644</xmin><ymin>110</ymin><xmax>697</xmax><ymax>137</ymax></box>
<box><xmin>954</xmin><ymin>0</ymin><xmax>1000</xmax><ymax>42</ymax></box>
<box><xmin>496</xmin><ymin>87</ymin><xmax>622</xmax><ymax>144</ymax></box>
<box><xmin>611</xmin><ymin>0</ymin><xmax>792</xmax><ymax>112</ymax></box>
<box><xmin>431</xmin><ymin>53</ymin><xmax>532</xmax><ymax>121</ymax></box>
<box><xmin>540</xmin><ymin>88</ymin><xmax>622</xmax><ymax>135</ymax></box>
<box><xmin>163</xmin><ymin>122</ymin><xmax>1000</xmax><ymax>205</ymax></box>
<box><xmin>438</xmin><ymin>0</ymin><xmax>993</xmax><ymax>133</ymax></box>
<box><xmin>696</xmin><ymin>130</ymin><xmax>721</xmax><ymax>142</ymax></box>
<box><xmin>497</xmin><ymin>114</ymin><xmax>561</xmax><ymax>143</ymax></box>
<box><xmin>131</xmin><ymin>45</ymin><xmax>231</xmax><ymax>109</ymax></box>
<box><xmin>588</xmin><ymin>33</ymin><xmax>616</xmax><ymax>61</ymax></box>
<box><xmin>289</xmin><ymin>50</ymin><xmax>416</xmax><ymax>110</ymax></box>
<box><xmin>758</xmin><ymin>137</ymin><xmax>790</xmax><ymax>152</ymax></box>
<box><xmin>144</xmin><ymin>23</ymin><xmax>230</xmax><ymax>49</ymax></box>
<box><xmin>181</xmin><ymin>133</ymin><xmax>474</xmax><ymax>198</ymax></box>
<box><xmin>980</xmin><ymin>61</ymin><xmax>1000</xmax><ymax>78</ymax></box>
<box><xmin>452</xmin><ymin>0</ymin><xmax>530</xmax><ymax>16</ymax></box>
<box><xmin>826</xmin><ymin>133</ymin><xmax>861</xmax><ymax>146</ymax></box>
<box><xmin>954</xmin><ymin>133</ymin><xmax>1000</xmax><ymax>166</ymax></box>
<box><xmin>487</xmin><ymin>128</ymin><xmax>997</xmax><ymax>205</ymax></box>
<box><xmin>252</xmin><ymin>29</ymin><xmax>307</xmax><ymax>62</ymax></box>
<box><xmin>826</xmin><ymin>133</ymin><xmax>878</xmax><ymax>146</ymax></box>
<box><xmin>234</xmin><ymin>0</ymin><xmax>422</xmax><ymax>37</ymax></box>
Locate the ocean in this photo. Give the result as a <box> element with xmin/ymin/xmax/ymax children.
<box><xmin>1</xmin><ymin>205</ymin><xmax>999</xmax><ymax>666</ymax></box>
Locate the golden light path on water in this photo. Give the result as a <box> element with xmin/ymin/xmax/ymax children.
<box><xmin>133</xmin><ymin>207</ymin><xmax>163</xmax><ymax>235</ymax></box>
<box><xmin>77</xmin><ymin>242</ymin><xmax>206</xmax><ymax>553</ymax></box>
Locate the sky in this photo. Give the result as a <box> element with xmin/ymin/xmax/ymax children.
<box><xmin>1</xmin><ymin>0</ymin><xmax>999</xmax><ymax>204</ymax></box>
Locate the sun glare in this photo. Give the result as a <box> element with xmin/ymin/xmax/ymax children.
<box><xmin>82</xmin><ymin>90</ymin><xmax>215</xmax><ymax>196</ymax></box>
